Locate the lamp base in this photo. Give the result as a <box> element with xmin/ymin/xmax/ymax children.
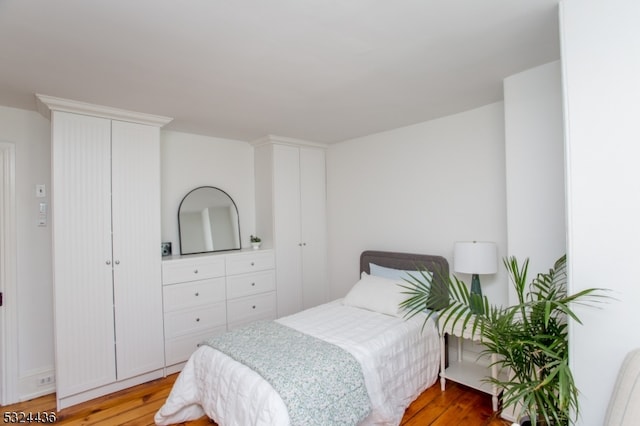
<box><xmin>470</xmin><ymin>273</ymin><xmax>484</xmax><ymax>315</ymax></box>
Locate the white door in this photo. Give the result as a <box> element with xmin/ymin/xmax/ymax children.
<box><xmin>273</xmin><ymin>144</ymin><xmax>303</xmax><ymax>317</ymax></box>
<box><xmin>111</xmin><ymin>121</ymin><xmax>164</xmax><ymax>379</ymax></box>
<box><xmin>52</xmin><ymin>112</ymin><xmax>116</xmax><ymax>397</ymax></box>
<box><xmin>299</xmin><ymin>148</ymin><xmax>327</xmax><ymax>309</ymax></box>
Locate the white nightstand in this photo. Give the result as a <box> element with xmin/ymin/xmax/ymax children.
<box><xmin>439</xmin><ymin>318</ymin><xmax>505</xmax><ymax>411</ymax></box>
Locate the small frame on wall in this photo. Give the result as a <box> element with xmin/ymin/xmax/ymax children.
<box><xmin>161</xmin><ymin>242</ymin><xmax>172</xmax><ymax>256</ymax></box>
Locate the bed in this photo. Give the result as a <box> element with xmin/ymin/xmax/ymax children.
<box><xmin>155</xmin><ymin>250</ymin><xmax>449</xmax><ymax>426</ymax></box>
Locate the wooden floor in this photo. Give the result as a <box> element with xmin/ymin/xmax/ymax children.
<box><xmin>1</xmin><ymin>374</ymin><xmax>511</xmax><ymax>425</ymax></box>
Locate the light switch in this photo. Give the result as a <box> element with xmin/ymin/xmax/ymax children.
<box><xmin>38</xmin><ymin>202</ymin><xmax>47</xmax><ymax>226</ymax></box>
<box><xmin>36</xmin><ymin>184</ymin><xmax>46</xmax><ymax>198</ymax></box>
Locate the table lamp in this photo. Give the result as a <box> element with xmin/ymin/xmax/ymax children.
<box><xmin>453</xmin><ymin>241</ymin><xmax>497</xmax><ymax>314</ymax></box>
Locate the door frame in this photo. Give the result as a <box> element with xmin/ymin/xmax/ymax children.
<box><xmin>0</xmin><ymin>142</ymin><xmax>18</xmax><ymax>404</ymax></box>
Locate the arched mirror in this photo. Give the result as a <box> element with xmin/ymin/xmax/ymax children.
<box><xmin>178</xmin><ymin>186</ymin><xmax>241</xmax><ymax>255</ymax></box>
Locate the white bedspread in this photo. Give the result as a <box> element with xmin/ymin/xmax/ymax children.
<box><xmin>154</xmin><ymin>300</ymin><xmax>440</xmax><ymax>426</ymax></box>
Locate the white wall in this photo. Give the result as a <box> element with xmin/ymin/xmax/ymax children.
<box><xmin>160</xmin><ymin>130</ymin><xmax>255</xmax><ymax>254</ymax></box>
<box><xmin>560</xmin><ymin>0</ymin><xmax>640</xmax><ymax>424</ymax></box>
<box><xmin>504</xmin><ymin>61</ymin><xmax>566</xmax><ymax>305</ymax></box>
<box><xmin>0</xmin><ymin>105</ymin><xmax>55</xmax><ymax>399</ymax></box>
<box><xmin>326</xmin><ymin>102</ymin><xmax>508</xmax><ymax>303</ymax></box>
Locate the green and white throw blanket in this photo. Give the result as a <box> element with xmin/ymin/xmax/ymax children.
<box><xmin>203</xmin><ymin>321</ymin><xmax>371</xmax><ymax>426</ymax></box>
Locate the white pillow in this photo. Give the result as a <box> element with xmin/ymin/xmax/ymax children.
<box><xmin>343</xmin><ymin>272</ymin><xmax>407</xmax><ymax>317</ymax></box>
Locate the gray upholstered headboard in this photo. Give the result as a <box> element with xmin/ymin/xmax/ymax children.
<box><xmin>360</xmin><ymin>250</ymin><xmax>450</xmax><ymax>310</ymax></box>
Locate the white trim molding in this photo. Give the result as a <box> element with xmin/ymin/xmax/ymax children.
<box><xmin>17</xmin><ymin>368</ymin><xmax>56</xmax><ymax>402</ymax></box>
<box><xmin>250</xmin><ymin>134</ymin><xmax>328</xmax><ymax>149</ymax></box>
<box><xmin>0</xmin><ymin>142</ymin><xmax>18</xmax><ymax>404</ymax></box>
<box><xmin>35</xmin><ymin>94</ymin><xmax>173</xmax><ymax>128</ymax></box>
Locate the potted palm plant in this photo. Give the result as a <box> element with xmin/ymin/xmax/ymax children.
<box><xmin>400</xmin><ymin>255</ymin><xmax>607</xmax><ymax>425</ymax></box>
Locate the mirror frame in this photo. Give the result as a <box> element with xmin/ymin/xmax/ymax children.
<box><xmin>177</xmin><ymin>186</ymin><xmax>242</xmax><ymax>255</ymax></box>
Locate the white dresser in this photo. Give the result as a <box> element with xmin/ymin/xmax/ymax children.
<box><xmin>162</xmin><ymin>249</ymin><xmax>276</xmax><ymax>373</ymax></box>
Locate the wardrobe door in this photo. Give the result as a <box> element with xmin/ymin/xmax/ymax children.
<box><xmin>111</xmin><ymin>120</ymin><xmax>164</xmax><ymax>379</ymax></box>
<box><xmin>299</xmin><ymin>147</ymin><xmax>327</xmax><ymax>309</ymax></box>
<box><xmin>273</xmin><ymin>144</ymin><xmax>303</xmax><ymax>317</ymax></box>
<box><xmin>52</xmin><ymin>111</ymin><xmax>116</xmax><ymax>397</ymax></box>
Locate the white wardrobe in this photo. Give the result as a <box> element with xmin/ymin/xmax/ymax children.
<box><xmin>37</xmin><ymin>95</ymin><xmax>172</xmax><ymax>409</ymax></box>
<box><xmin>254</xmin><ymin>136</ymin><xmax>328</xmax><ymax>317</ymax></box>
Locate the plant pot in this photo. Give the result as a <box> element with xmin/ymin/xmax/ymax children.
<box><xmin>251</xmin><ymin>242</ymin><xmax>261</xmax><ymax>250</ymax></box>
<box><xmin>517</xmin><ymin>415</ymin><xmax>551</xmax><ymax>426</ymax></box>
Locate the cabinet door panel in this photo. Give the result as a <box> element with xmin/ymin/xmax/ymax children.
<box><xmin>299</xmin><ymin>148</ymin><xmax>327</xmax><ymax>309</ymax></box>
<box><xmin>226</xmin><ymin>250</ymin><xmax>276</xmax><ymax>275</ymax></box>
<box><xmin>52</xmin><ymin>111</ymin><xmax>116</xmax><ymax>396</ymax></box>
<box><xmin>226</xmin><ymin>270</ymin><xmax>276</xmax><ymax>299</ymax></box>
<box><xmin>164</xmin><ymin>302</ymin><xmax>227</xmax><ymax>339</ymax></box>
<box><xmin>273</xmin><ymin>145</ymin><xmax>303</xmax><ymax>317</ymax></box>
<box><xmin>227</xmin><ymin>292</ymin><xmax>277</xmax><ymax>328</ymax></box>
<box><xmin>111</xmin><ymin>120</ymin><xmax>164</xmax><ymax>379</ymax></box>
<box><xmin>162</xmin><ymin>256</ymin><xmax>226</xmax><ymax>285</ymax></box>
<box><xmin>163</xmin><ymin>278</ymin><xmax>226</xmax><ymax>312</ymax></box>
<box><xmin>165</xmin><ymin>327</ymin><xmax>226</xmax><ymax>366</ymax></box>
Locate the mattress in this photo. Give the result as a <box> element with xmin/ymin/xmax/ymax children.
<box><xmin>154</xmin><ymin>299</ymin><xmax>440</xmax><ymax>426</ymax></box>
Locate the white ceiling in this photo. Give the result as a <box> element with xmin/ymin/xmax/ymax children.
<box><xmin>0</xmin><ymin>0</ymin><xmax>560</xmax><ymax>144</ymax></box>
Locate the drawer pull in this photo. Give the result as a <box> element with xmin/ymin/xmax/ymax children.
<box><xmin>251</xmin><ymin>262</ymin><xmax>255</xmax><ymax>266</ymax></box>
<box><xmin>251</xmin><ymin>282</ymin><xmax>256</xmax><ymax>286</ymax></box>
<box><xmin>196</xmin><ymin>318</ymin><xmax>200</xmax><ymax>322</ymax></box>
<box><xmin>252</xmin><ymin>305</ymin><xmax>256</xmax><ymax>309</ymax></box>
<box><xmin>194</xmin><ymin>269</ymin><xmax>199</xmax><ymax>274</ymax></box>
<box><xmin>195</xmin><ymin>292</ymin><xmax>199</xmax><ymax>296</ymax></box>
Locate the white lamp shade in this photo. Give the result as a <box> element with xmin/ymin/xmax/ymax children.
<box><xmin>453</xmin><ymin>241</ymin><xmax>498</xmax><ymax>275</ymax></box>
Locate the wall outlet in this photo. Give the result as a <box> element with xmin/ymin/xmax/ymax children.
<box><xmin>37</xmin><ymin>374</ymin><xmax>55</xmax><ymax>386</ymax></box>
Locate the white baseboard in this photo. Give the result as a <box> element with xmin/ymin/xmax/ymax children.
<box><xmin>18</xmin><ymin>368</ymin><xmax>56</xmax><ymax>402</ymax></box>
<box><xmin>57</xmin><ymin>369</ymin><xmax>164</xmax><ymax>410</ymax></box>
<box><xmin>501</xmin><ymin>404</ymin><xmax>518</xmax><ymax>422</ymax></box>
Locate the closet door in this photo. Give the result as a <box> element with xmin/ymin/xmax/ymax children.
<box><xmin>273</xmin><ymin>144</ymin><xmax>303</xmax><ymax>317</ymax></box>
<box><xmin>272</xmin><ymin>144</ymin><xmax>327</xmax><ymax>317</ymax></box>
<box><xmin>52</xmin><ymin>111</ymin><xmax>116</xmax><ymax>397</ymax></box>
<box><xmin>111</xmin><ymin>121</ymin><xmax>164</xmax><ymax>379</ymax></box>
<box><xmin>299</xmin><ymin>147</ymin><xmax>327</xmax><ymax>309</ymax></box>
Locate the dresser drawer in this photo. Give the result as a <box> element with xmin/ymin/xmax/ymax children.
<box><xmin>162</xmin><ymin>256</ymin><xmax>225</xmax><ymax>285</ymax></box>
<box><xmin>164</xmin><ymin>327</ymin><xmax>226</xmax><ymax>366</ymax></box>
<box><xmin>225</xmin><ymin>250</ymin><xmax>275</xmax><ymax>276</ymax></box>
<box><xmin>226</xmin><ymin>270</ymin><xmax>275</xmax><ymax>299</ymax></box>
<box><xmin>164</xmin><ymin>302</ymin><xmax>227</xmax><ymax>339</ymax></box>
<box><xmin>227</xmin><ymin>292</ymin><xmax>276</xmax><ymax>327</ymax></box>
<box><xmin>163</xmin><ymin>278</ymin><xmax>226</xmax><ymax>312</ymax></box>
